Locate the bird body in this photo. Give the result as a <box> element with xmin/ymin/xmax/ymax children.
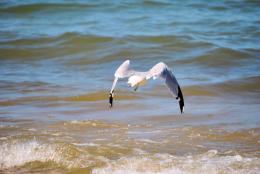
<box><xmin>128</xmin><ymin>75</ymin><xmax>147</xmax><ymax>88</ymax></box>
<box><xmin>109</xmin><ymin>60</ymin><xmax>184</xmax><ymax>113</ymax></box>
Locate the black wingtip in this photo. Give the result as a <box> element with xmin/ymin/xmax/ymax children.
<box><xmin>109</xmin><ymin>93</ymin><xmax>113</xmax><ymax>108</ymax></box>
<box><xmin>177</xmin><ymin>85</ymin><xmax>184</xmax><ymax>114</ymax></box>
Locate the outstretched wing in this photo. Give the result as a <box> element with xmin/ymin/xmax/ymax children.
<box><xmin>109</xmin><ymin>60</ymin><xmax>132</xmax><ymax>107</ymax></box>
<box><xmin>147</xmin><ymin>62</ymin><xmax>185</xmax><ymax>113</ymax></box>
<box><xmin>114</xmin><ymin>60</ymin><xmax>131</xmax><ymax>78</ymax></box>
<box><xmin>164</xmin><ymin>68</ymin><xmax>185</xmax><ymax>114</ymax></box>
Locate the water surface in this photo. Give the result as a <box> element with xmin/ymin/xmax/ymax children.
<box><xmin>0</xmin><ymin>0</ymin><xmax>260</xmax><ymax>173</ymax></box>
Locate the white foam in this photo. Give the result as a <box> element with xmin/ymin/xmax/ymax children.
<box><xmin>1</xmin><ymin>141</ymin><xmax>259</xmax><ymax>174</ymax></box>
<box><xmin>0</xmin><ymin>140</ymin><xmax>58</xmax><ymax>169</ymax></box>
<box><xmin>0</xmin><ymin>140</ymin><xmax>91</xmax><ymax>169</ymax></box>
<box><xmin>28</xmin><ymin>128</ymin><xmax>37</xmax><ymax>131</ymax></box>
<box><xmin>92</xmin><ymin>150</ymin><xmax>260</xmax><ymax>174</ymax></box>
<box><xmin>0</xmin><ymin>137</ymin><xmax>7</xmax><ymax>140</ymax></box>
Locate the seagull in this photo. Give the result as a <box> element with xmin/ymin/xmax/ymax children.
<box><xmin>109</xmin><ymin>60</ymin><xmax>184</xmax><ymax>113</ymax></box>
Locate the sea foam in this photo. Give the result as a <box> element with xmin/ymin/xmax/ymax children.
<box><xmin>93</xmin><ymin>151</ymin><xmax>260</xmax><ymax>174</ymax></box>
<box><xmin>0</xmin><ymin>140</ymin><xmax>91</xmax><ymax>169</ymax></box>
<box><xmin>1</xmin><ymin>140</ymin><xmax>259</xmax><ymax>174</ymax></box>
<box><xmin>0</xmin><ymin>140</ymin><xmax>60</xmax><ymax>169</ymax></box>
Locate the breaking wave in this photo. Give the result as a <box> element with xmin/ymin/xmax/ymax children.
<box><xmin>94</xmin><ymin>150</ymin><xmax>260</xmax><ymax>174</ymax></box>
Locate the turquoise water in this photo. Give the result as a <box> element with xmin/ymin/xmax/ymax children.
<box><xmin>0</xmin><ymin>1</ymin><xmax>260</xmax><ymax>173</ymax></box>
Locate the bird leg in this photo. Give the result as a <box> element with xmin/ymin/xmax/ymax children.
<box><xmin>134</xmin><ymin>86</ymin><xmax>138</xmax><ymax>91</ymax></box>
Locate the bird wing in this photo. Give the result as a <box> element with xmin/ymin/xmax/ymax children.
<box><xmin>110</xmin><ymin>60</ymin><xmax>132</xmax><ymax>93</ymax></box>
<box><xmin>114</xmin><ymin>60</ymin><xmax>132</xmax><ymax>78</ymax></box>
<box><xmin>147</xmin><ymin>62</ymin><xmax>185</xmax><ymax>113</ymax></box>
<box><xmin>109</xmin><ymin>60</ymin><xmax>132</xmax><ymax>107</ymax></box>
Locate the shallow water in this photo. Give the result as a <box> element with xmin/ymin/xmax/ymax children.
<box><xmin>0</xmin><ymin>0</ymin><xmax>260</xmax><ymax>173</ymax></box>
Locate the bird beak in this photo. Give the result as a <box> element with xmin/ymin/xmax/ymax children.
<box><xmin>109</xmin><ymin>93</ymin><xmax>113</xmax><ymax>108</ymax></box>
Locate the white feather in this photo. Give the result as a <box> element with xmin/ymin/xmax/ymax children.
<box><xmin>109</xmin><ymin>60</ymin><xmax>184</xmax><ymax>113</ymax></box>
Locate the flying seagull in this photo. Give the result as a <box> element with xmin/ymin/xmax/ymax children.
<box><xmin>109</xmin><ymin>60</ymin><xmax>184</xmax><ymax>113</ymax></box>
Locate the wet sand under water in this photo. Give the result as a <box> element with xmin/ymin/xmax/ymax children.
<box><xmin>0</xmin><ymin>89</ymin><xmax>259</xmax><ymax>174</ymax></box>
<box><xmin>0</xmin><ymin>58</ymin><xmax>259</xmax><ymax>174</ymax></box>
<box><xmin>1</xmin><ymin>0</ymin><xmax>260</xmax><ymax>173</ymax></box>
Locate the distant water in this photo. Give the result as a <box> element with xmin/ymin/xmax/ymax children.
<box><xmin>0</xmin><ymin>0</ymin><xmax>260</xmax><ymax>173</ymax></box>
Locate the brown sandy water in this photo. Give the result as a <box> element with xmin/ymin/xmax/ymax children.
<box><xmin>0</xmin><ymin>0</ymin><xmax>260</xmax><ymax>173</ymax></box>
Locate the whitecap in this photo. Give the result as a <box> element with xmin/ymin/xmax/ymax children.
<box><xmin>92</xmin><ymin>150</ymin><xmax>260</xmax><ymax>174</ymax></box>
<box><xmin>0</xmin><ymin>140</ymin><xmax>92</xmax><ymax>169</ymax></box>
<box><xmin>0</xmin><ymin>140</ymin><xmax>58</xmax><ymax>169</ymax></box>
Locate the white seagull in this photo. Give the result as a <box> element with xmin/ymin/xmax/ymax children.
<box><xmin>109</xmin><ymin>60</ymin><xmax>184</xmax><ymax>113</ymax></box>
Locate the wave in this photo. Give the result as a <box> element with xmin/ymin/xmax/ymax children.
<box><xmin>0</xmin><ymin>138</ymin><xmax>259</xmax><ymax>174</ymax></box>
<box><xmin>0</xmin><ymin>73</ymin><xmax>259</xmax><ymax>107</ymax></box>
<box><xmin>143</xmin><ymin>0</ymin><xmax>174</xmax><ymax>7</ymax></box>
<box><xmin>0</xmin><ymin>80</ymin><xmax>51</xmax><ymax>91</ymax></box>
<box><xmin>176</xmin><ymin>47</ymin><xmax>252</xmax><ymax>67</ymax></box>
<box><xmin>0</xmin><ymin>140</ymin><xmax>58</xmax><ymax>169</ymax></box>
<box><xmin>182</xmin><ymin>126</ymin><xmax>260</xmax><ymax>145</ymax></box>
<box><xmin>157</xmin><ymin>75</ymin><xmax>260</xmax><ymax>97</ymax></box>
<box><xmin>210</xmin><ymin>76</ymin><xmax>260</xmax><ymax>95</ymax></box>
<box><xmin>0</xmin><ymin>139</ymin><xmax>93</xmax><ymax>170</ymax></box>
<box><xmin>62</xmin><ymin>119</ymin><xmax>123</xmax><ymax>129</ymax></box>
<box><xmin>0</xmin><ymin>1</ymin><xmax>178</xmax><ymax>15</ymax></box>
<box><xmin>2</xmin><ymin>32</ymin><xmax>255</xmax><ymax>70</ymax></box>
<box><xmin>0</xmin><ymin>2</ymin><xmax>101</xmax><ymax>14</ymax></box>
<box><xmin>0</xmin><ymin>90</ymin><xmax>141</xmax><ymax>106</ymax></box>
<box><xmin>183</xmin><ymin>76</ymin><xmax>260</xmax><ymax>96</ymax></box>
<box><xmin>0</xmin><ymin>32</ymin><xmax>207</xmax><ymax>57</ymax></box>
<box><xmin>0</xmin><ymin>32</ymin><xmax>177</xmax><ymax>45</ymax></box>
<box><xmin>3</xmin><ymin>31</ymin><xmax>254</xmax><ymax>68</ymax></box>
<box><xmin>93</xmin><ymin>151</ymin><xmax>260</xmax><ymax>174</ymax></box>
<box><xmin>0</xmin><ymin>32</ymin><xmax>116</xmax><ymax>60</ymax></box>
<box><xmin>1</xmin><ymin>75</ymin><xmax>258</xmax><ymax>107</ymax></box>
<box><xmin>146</xmin><ymin>75</ymin><xmax>260</xmax><ymax>98</ymax></box>
<box><xmin>0</xmin><ymin>32</ymin><xmax>113</xmax><ymax>60</ymax></box>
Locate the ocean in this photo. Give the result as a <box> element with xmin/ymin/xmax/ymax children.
<box><xmin>0</xmin><ymin>0</ymin><xmax>260</xmax><ymax>173</ymax></box>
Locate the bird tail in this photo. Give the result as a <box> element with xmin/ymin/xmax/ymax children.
<box><xmin>177</xmin><ymin>85</ymin><xmax>184</xmax><ymax>114</ymax></box>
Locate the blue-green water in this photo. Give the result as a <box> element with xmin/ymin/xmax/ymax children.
<box><xmin>0</xmin><ymin>1</ymin><xmax>260</xmax><ymax>173</ymax></box>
